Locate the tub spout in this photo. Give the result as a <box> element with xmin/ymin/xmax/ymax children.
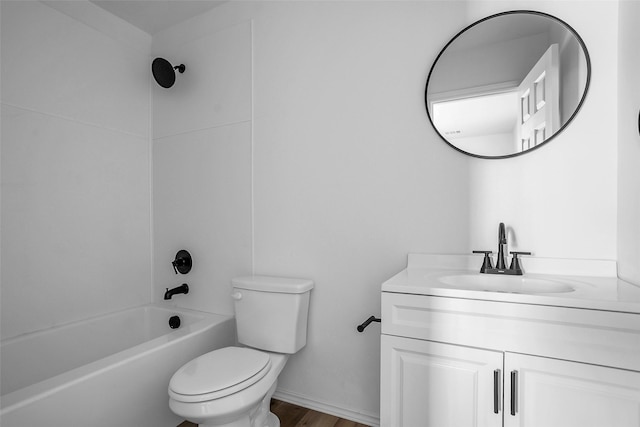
<box><xmin>164</xmin><ymin>283</ymin><xmax>189</xmax><ymax>300</ymax></box>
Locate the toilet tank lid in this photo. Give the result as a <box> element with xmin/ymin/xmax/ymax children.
<box><xmin>232</xmin><ymin>275</ymin><xmax>314</xmax><ymax>293</ymax></box>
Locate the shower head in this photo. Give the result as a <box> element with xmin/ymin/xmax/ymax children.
<box><xmin>152</xmin><ymin>57</ymin><xmax>185</xmax><ymax>88</ymax></box>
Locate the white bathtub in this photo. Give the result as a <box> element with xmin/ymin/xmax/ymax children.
<box><xmin>0</xmin><ymin>304</ymin><xmax>235</xmax><ymax>427</ymax></box>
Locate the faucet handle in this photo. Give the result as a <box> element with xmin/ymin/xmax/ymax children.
<box><xmin>473</xmin><ymin>250</ymin><xmax>494</xmax><ymax>273</ymax></box>
<box><xmin>509</xmin><ymin>251</ymin><xmax>531</xmax><ymax>273</ymax></box>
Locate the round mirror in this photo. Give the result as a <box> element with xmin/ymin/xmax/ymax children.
<box><xmin>425</xmin><ymin>11</ymin><xmax>590</xmax><ymax>159</ymax></box>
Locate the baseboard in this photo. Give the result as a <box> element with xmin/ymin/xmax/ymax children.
<box><xmin>272</xmin><ymin>388</ymin><xmax>380</xmax><ymax>427</ymax></box>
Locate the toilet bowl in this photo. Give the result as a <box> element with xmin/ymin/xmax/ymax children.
<box><xmin>168</xmin><ymin>276</ymin><xmax>313</xmax><ymax>427</ymax></box>
<box><xmin>169</xmin><ymin>347</ymin><xmax>288</xmax><ymax>427</ymax></box>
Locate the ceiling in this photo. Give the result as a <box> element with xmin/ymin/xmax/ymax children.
<box><xmin>89</xmin><ymin>0</ymin><xmax>227</xmax><ymax>35</ymax></box>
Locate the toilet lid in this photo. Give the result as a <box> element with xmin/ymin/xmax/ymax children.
<box><xmin>169</xmin><ymin>347</ymin><xmax>271</xmax><ymax>398</ymax></box>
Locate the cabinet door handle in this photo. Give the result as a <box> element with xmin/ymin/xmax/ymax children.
<box><xmin>493</xmin><ymin>369</ymin><xmax>501</xmax><ymax>414</ymax></box>
<box><xmin>510</xmin><ymin>370</ymin><xmax>518</xmax><ymax>416</ymax></box>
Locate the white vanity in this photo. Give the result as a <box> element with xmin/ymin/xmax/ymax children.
<box><xmin>380</xmin><ymin>254</ymin><xmax>640</xmax><ymax>427</ymax></box>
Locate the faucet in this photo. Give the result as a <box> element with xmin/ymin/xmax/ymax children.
<box><xmin>164</xmin><ymin>283</ymin><xmax>189</xmax><ymax>300</ymax></box>
<box><xmin>496</xmin><ymin>222</ymin><xmax>507</xmax><ymax>270</ymax></box>
<box><xmin>473</xmin><ymin>223</ymin><xmax>531</xmax><ymax>275</ymax></box>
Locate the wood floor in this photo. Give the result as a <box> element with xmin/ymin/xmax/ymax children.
<box><xmin>178</xmin><ymin>399</ymin><xmax>370</xmax><ymax>427</ymax></box>
<box><xmin>271</xmin><ymin>399</ymin><xmax>369</xmax><ymax>427</ymax></box>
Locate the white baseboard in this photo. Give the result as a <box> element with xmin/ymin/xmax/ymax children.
<box><xmin>272</xmin><ymin>388</ymin><xmax>380</xmax><ymax>427</ymax></box>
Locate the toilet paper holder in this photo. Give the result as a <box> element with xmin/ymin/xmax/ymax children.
<box><xmin>357</xmin><ymin>315</ymin><xmax>381</xmax><ymax>332</ymax></box>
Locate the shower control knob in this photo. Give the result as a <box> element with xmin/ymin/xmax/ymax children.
<box><xmin>172</xmin><ymin>250</ymin><xmax>192</xmax><ymax>274</ymax></box>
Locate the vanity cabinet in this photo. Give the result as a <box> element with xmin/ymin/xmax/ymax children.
<box><xmin>380</xmin><ymin>292</ymin><xmax>640</xmax><ymax>427</ymax></box>
<box><xmin>504</xmin><ymin>353</ymin><xmax>640</xmax><ymax>427</ymax></box>
<box><xmin>381</xmin><ymin>335</ymin><xmax>503</xmax><ymax>427</ymax></box>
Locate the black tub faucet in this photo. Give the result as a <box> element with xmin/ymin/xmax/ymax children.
<box><xmin>164</xmin><ymin>283</ymin><xmax>189</xmax><ymax>300</ymax></box>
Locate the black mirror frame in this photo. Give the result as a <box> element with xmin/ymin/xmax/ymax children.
<box><xmin>425</xmin><ymin>10</ymin><xmax>592</xmax><ymax>159</ymax></box>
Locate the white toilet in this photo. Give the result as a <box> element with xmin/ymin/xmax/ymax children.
<box><xmin>168</xmin><ymin>275</ymin><xmax>314</xmax><ymax>427</ymax></box>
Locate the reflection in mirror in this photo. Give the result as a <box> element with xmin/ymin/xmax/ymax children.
<box><xmin>425</xmin><ymin>11</ymin><xmax>590</xmax><ymax>158</ymax></box>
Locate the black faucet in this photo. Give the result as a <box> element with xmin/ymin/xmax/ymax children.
<box><xmin>164</xmin><ymin>283</ymin><xmax>189</xmax><ymax>300</ymax></box>
<box><xmin>473</xmin><ymin>223</ymin><xmax>531</xmax><ymax>275</ymax></box>
<box><xmin>496</xmin><ymin>222</ymin><xmax>507</xmax><ymax>270</ymax></box>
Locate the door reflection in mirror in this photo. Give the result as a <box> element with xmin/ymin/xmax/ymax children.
<box><xmin>425</xmin><ymin>10</ymin><xmax>590</xmax><ymax>159</ymax></box>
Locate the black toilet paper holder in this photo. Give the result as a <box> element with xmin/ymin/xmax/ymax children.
<box><xmin>357</xmin><ymin>315</ymin><xmax>381</xmax><ymax>332</ymax></box>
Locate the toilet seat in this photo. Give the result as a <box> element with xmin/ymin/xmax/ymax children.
<box><xmin>169</xmin><ymin>347</ymin><xmax>272</xmax><ymax>403</ymax></box>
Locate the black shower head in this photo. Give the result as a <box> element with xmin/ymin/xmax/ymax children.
<box><xmin>152</xmin><ymin>57</ymin><xmax>185</xmax><ymax>88</ymax></box>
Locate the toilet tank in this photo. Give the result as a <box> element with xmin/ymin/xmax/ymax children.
<box><xmin>232</xmin><ymin>276</ymin><xmax>314</xmax><ymax>354</ymax></box>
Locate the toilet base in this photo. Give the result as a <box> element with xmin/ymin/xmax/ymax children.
<box><xmin>198</xmin><ymin>381</ymin><xmax>280</xmax><ymax>427</ymax></box>
<box><xmin>198</xmin><ymin>412</ymin><xmax>279</xmax><ymax>427</ymax></box>
<box><xmin>266</xmin><ymin>412</ymin><xmax>280</xmax><ymax>427</ymax></box>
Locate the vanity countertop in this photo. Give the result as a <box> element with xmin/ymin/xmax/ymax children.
<box><xmin>382</xmin><ymin>254</ymin><xmax>640</xmax><ymax>314</ymax></box>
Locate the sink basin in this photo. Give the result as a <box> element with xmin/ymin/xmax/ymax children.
<box><xmin>436</xmin><ymin>274</ymin><xmax>575</xmax><ymax>294</ymax></box>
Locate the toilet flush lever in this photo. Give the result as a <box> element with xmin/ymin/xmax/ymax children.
<box><xmin>231</xmin><ymin>291</ymin><xmax>243</xmax><ymax>301</ymax></box>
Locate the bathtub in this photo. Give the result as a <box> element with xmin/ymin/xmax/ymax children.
<box><xmin>0</xmin><ymin>304</ymin><xmax>235</xmax><ymax>427</ymax></box>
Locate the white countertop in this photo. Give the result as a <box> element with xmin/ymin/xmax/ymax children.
<box><xmin>382</xmin><ymin>254</ymin><xmax>640</xmax><ymax>314</ymax></box>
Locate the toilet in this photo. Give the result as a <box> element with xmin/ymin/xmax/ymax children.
<box><xmin>168</xmin><ymin>275</ymin><xmax>314</xmax><ymax>427</ymax></box>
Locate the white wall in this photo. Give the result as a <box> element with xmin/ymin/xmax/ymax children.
<box><xmin>252</xmin><ymin>3</ymin><xmax>472</xmax><ymax>421</ymax></box>
<box><xmin>151</xmin><ymin>20</ymin><xmax>253</xmax><ymax>315</ymax></box>
<box><xmin>152</xmin><ymin>1</ymin><xmax>470</xmax><ymax>423</ymax></box>
<box><xmin>617</xmin><ymin>0</ymin><xmax>640</xmax><ymax>285</ymax></box>
<box><xmin>0</xmin><ymin>1</ymin><xmax>152</xmax><ymax>340</ymax></box>
<box><xmin>466</xmin><ymin>1</ymin><xmax>619</xmax><ymax>262</ymax></box>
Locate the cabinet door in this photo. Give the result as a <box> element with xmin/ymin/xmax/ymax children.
<box><xmin>381</xmin><ymin>335</ymin><xmax>503</xmax><ymax>427</ymax></box>
<box><xmin>504</xmin><ymin>352</ymin><xmax>640</xmax><ymax>427</ymax></box>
